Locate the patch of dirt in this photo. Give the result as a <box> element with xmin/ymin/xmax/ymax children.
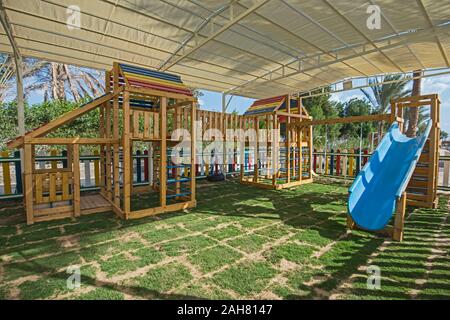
<box><xmin>57</xmin><ymin>235</ymin><xmax>80</xmax><ymax>248</ymax></box>
<box><xmin>0</xmin><ymin>214</ymin><xmax>24</xmax><ymax>225</ymax></box>
<box><xmin>311</xmin><ymin>232</ymin><xmax>348</xmax><ymax>259</ymax></box>
<box><xmin>175</xmin><ymin>255</ymin><xmax>203</xmax><ymax>279</ymax></box>
<box><xmin>255</xmin><ymin>290</ymin><xmax>280</xmax><ymax>300</ymax></box>
<box><xmin>278</xmin><ymin>259</ymin><xmax>297</xmax><ymax>272</ymax></box>
<box><xmin>415</xmin><ymin>279</ymin><xmax>426</xmax><ymax>285</ymax></box>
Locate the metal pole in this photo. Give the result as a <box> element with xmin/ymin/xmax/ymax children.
<box><xmin>222</xmin><ymin>92</ymin><xmax>227</xmax><ymax>179</ymax></box>
<box><xmin>0</xmin><ymin>4</ymin><xmax>25</xmax><ymax>178</ymax></box>
<box><xmin>359</xmin><ymin>123</ymin><xmax>363</xmax><ymax>171</ymax></box>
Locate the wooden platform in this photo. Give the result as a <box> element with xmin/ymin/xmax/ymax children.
<box><xmin>32</xmin><ymin>194</ymin><xmax>113</xmax><ymax>223</ymax></box>
<box><xmin>80</xmin><ymin>194</ymin><xmax>112</xmax><ymax>215</ymax></box>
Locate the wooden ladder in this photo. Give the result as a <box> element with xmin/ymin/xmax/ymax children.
<box><xmin>406</xmin><ymin>139</ymin><xmax>436</xmax><ymax>208</ymax></box>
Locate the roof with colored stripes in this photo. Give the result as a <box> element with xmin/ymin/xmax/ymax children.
<box><xmin>119</xmin><ymin>63</ymin><xmax>192</xmax><ymax>97</ymax></box>
<box><xmin>244</xmin><ymin>95</ymin><xmax>300</xmax><ymax>116</ymax></box>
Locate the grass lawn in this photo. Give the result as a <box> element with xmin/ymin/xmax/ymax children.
<box><xmin>0</xmin><ymin>180</ymin><xmax>449</xmax><ymax>300</ymax></box>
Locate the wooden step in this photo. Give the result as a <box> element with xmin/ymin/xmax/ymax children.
<box><xmin>406</xmin><ymin>193</ymin><xmax>428</xmax><ymax>201</ymax></box>
<box><xmin>418</xmin><ymin>153</ymin><xmax>430</xmax><ymax>163</ymax></box>
<box><xmin>408</xmin><ymin>179</ymin><xmax>428</xmax><ymax>188</ymax></box>
<box><xmin>413</xmin><ymin>166</ymin><xmax>429</xmax><ymax>176</ymax></box>
<box><xmin>407</xmin><ymin>184</ymin><xmax>427</xmax><ymax>190</ymax></box>
<box><xmin>406</xmin><ymin>199</ymin><xmax>431</xmax><ymax>208</ymax></box>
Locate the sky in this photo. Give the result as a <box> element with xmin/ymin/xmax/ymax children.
<box><xmin>197</xmin><ymin>72</ymin><xmax>450</xmax><ymax>135</ymax></box>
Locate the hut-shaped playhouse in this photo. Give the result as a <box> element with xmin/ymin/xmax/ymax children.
<box><xmin>240</xmin><ymin>94</ymin><xmax>314</xmax><ymax>189</ymax></box>
<box><xmin>8</xmin><ymin>62</ymin><xmax>197</xmax><ymax>224</ymax></box>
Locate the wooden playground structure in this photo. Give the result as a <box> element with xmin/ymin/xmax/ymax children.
<box><xmin>239</xmin><ymin>95</ymin><xmax>313</xmax><ymax>190</ymax></box>
<box><xmin>5</xmin><ymin>61</ymin><xmax>441</xmax><ymax>243</ymax></box>
<box><xmin>7</xmin><ymin>62</ymin><xmax>198</xmax><ymax>224</ymax></box>
<box><xmin>6</xmin><ymin>62</ymin><xmax>312</xmax><ymax>225</ymax></box>
<box><xmin>292</xmin><ymin>94</ymin><xmax>440</xmax><ymax>241</ymax></box>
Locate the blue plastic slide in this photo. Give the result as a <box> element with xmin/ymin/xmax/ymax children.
<box><xmin>348</xmin><ymin>121</ymin><xmax>432</xmax><ymax>231</ymax></box>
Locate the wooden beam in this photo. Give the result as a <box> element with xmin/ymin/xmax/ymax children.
<box><xmin>128</xmin><ymin>201</ymin><xmax>196</xmax><ymax>219</ymax></box>
<box><xmin>125</xmin><ymin>86</ymin><xmax>196</xmax><ymax>102</ymax></box>
<box><xmin>7</xmin><ymin>90</ymin><xmax>122</xmax><ymax>149</ymax></box>
<box><xmin>393</xmin><ymin>94</ymin><xmax>437</xmax><ymax>103</ymax></box>
<box><xmin>168</xmin><ymin>100</ymin><xmax>194</xmax><ymax>109</ymax></box>
<box><xmin>25</xmin><ymin>138</ymin><xmax>120</xmax><ymax>145</ymax></box>
<box><xmin>276</xmin><ymin>111</ymin><xmax>311</xmax><ymax>119</ymax></box>
<box><xmin>292</xmin><ymin>114</ymin><xmax>392</xmax><ymax>128</ymax></box>
<box><xmin>30</xmin><ymin>91</ymin><xmax>121</xmax><ymax>138</ymax></box>
<box><xmin>72</xmin><ymin>144</ymin><xmax>81</xmax><ymax>217</ymax></box>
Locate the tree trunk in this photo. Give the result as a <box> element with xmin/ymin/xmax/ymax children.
<box><xmin>64</xmin><ymin>64</ymin><xmax>81</xmax><ymax>102</ymax></box>
<box><xmin>406</xmin><ymin>70</ymin><xmax>422</xmax><ymax>137</ymax></box>
<box><xmin>51</xmin><ymin>63</ymin><xmax>66</xmax><ymax>100</ymax></box>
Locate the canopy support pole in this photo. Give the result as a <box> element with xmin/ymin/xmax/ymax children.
<box><xmin>0</xmin><ymin>3</ymin><xmax>25</xmax><ymax>184</ymax></box>
<box><xmin>222</xmin><ymin>92</ymin><xmax>227</xmax><ymax>180</ymax></box>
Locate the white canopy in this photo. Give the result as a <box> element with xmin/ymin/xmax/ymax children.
<box><xmin>0</xmin><ymin>0</ymin><xmax>449</xmax><ymax>99</ymax></box>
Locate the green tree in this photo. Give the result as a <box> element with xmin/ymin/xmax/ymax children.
<box><xmin>0</xmin><ymin>99</ymin><xmax>100</xmax><ymax>150</ymax></box>
<box><xmin>302</xmin><ymin>88</ymin><xmax>341</xmax><ymax>148</ymax></box>
<box><xmin>337</xmin><ymin>98</ymin><xmax>376</xmax><ymax>149</ymax></box>
<box><xmin>361</xmin><ymin>74</ymin><xmax>411</xmax><ymax>136</ymax></box>
<box><xmin>339</xmin><ymin>98</ymin><xmax>375</xmax><ymax>137</ymax></box>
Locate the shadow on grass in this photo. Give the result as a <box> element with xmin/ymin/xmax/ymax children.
<box><xmin>2</xmin><ymin>180</ymin><xmax>448</xmax><ymax>300</ymax></box>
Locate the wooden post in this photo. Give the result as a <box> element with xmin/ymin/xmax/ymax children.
<box><xmin>174</xmin><ymin>107</ymin><xmax>181</xmax><ymax>197</ymax></box>
<box><xmin>24</xmin><ymin>143</ymin><xmax>34</xmax><ymax>224</ymax></box>
<box><xmin>429</xmin><ymin>96</ymin><xmax>439</xmax><ymax>208</ymax></box>
<box><xmin>100</xmin><ymin>70</ymin><xmax>109</xmax><ymax>196</ymax></box>
<box><xmin>298</xmin><ymin>128</ymin><xmax>303</xmax><ymax>181</ymax></box>
<box><xmin>160</xmin><ymin>96</ymin><xmax>167</xmax><ymax>207</ymax></box>
<box><xmin>390</xmin><ymin>100</ymin><xmax>396</xmax><ymax>124</ymax></box>
<box><xmin>123</xmin><ymin>90</ymin><xmax>132</xmax><ymax>217</ymax></box>
<box><xmin>393</xmin><ymin>192</ymin><xmax>407</xmax><ymax>241</ymax></box>
<box><xmin>1</xmin><ymin>150</ymin><xmax>11</xmax><ymax>194</ymax></box>
<box><xmin>112</xmin><ymin>65</ymin><xmax>121</xmax><ymax>204</ymax></box>
<box><xmin>272</xmin><ymin>113</ymin><xmax>279</xmax><ymax>187</ymax></box>
<box><xmin>266</xmin><ymin>114</ymin><xmax>271</xmax><ymax>179</ymax></box>
<box><xmin>346</xmin><ymin>214</ymin><xmax>355</xmax><ymax>230</ymax></box>
<box><xmin>73</xmin><ymin>144</ymin><xmax>81</xmax><ymax>217</ymax></box>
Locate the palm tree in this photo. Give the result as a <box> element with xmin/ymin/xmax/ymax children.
<box><xmin>361</xmin><ymin>74</ymin><xmax>411</xmax><ymax>137</ymax></box>
<box><xmin>405</xmin><ymin>70</ymin><xmax>422</xmax><ymax>137</ymax></box>
<box><xmin>27</xmin><ymin>59</ymin><xmax>104</xmax><ymax>102</ymax></box>
<box><xmin>0</xmin><ymin>54</ymin><xmax>104</xmax><ymax>103</ymax></box>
